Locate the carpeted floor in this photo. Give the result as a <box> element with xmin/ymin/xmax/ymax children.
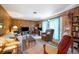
<box><xmin>20</xmin><ymin>38</ymin><xmax>79</xmax><ymax>54</ymax></box>
<box><xmin>22</xmin><ymin>39</ymin><xmax>57</xmax><ymax>54</ymax></box>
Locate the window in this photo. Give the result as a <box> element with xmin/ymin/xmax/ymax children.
<box><xmin>49</xmin><ymin>17</ymin><xmax>60</xmax><ymax>40</ymax></box>
<box><xmin>42</xmin><ymin>20</ymin><xmax>48</xmax><ymax>32</ymax></box>
<box><xmin>42</xmin><ymin>17</ymin><xmax>60</xmax><ymax>40</ymax></box>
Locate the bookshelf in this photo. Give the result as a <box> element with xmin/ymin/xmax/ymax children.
<box><xmin>71</xmin><ymin>16</ymin><xmax>79</xmax><ymax>52</ymax></box>
<box><xmin>72</xmin><ymin>16</ymin><xmax>79</xmax><ymax>39</ymax></box>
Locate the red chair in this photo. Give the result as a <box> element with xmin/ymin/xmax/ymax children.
<box><xmin>43</xmin><ymin>35</ymin><xmax>73</xmax><ymax>54</ymax></box>
<box><xmin>57</xmin><ymin>35</ymin><xmax>73</xmax><ymax>54</ymax></box>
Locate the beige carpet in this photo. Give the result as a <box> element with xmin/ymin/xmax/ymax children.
<box><xmin>23</xmin><ymin>39</ymin><xmax>57</xmax><ymax>54</ymax></box>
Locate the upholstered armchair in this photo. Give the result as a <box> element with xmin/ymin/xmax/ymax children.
<box><xmin>57</xmin><ymin>35</ymin><xmax>73</xmax><ymax>54</ymax></box>
<box><xmin>43</xmin><ymin>35</ymin><xmax>73</xmax><ymax>54</ymax></box>
<box><xmin>41</xmin><ymin>29</ymin><xmax>54</xmax><ymax>41</ymax></box>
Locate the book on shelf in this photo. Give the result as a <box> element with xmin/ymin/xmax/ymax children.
<box><xmin>72</xmin><ymin>27</ymin><xmax>75</xmax><ymax>31</ymax></box>
<box><xmin>75</xmin><ymin>27</ymin><xmax>79</xmax><ymax>31</ymax></box>
<box><xmin>72</xmin><ymin>27</ymin><xmax>79</xmax><ymax>31</ymax></box>
<box><xmin>73</xmin><ymin>32</ymin><xmax>78</xmax><ymax>37</ymax></box>
<box><xmin>73</xmin><ymin>32</ymin><xmax>76</xmax><ymax>37</ymax></box>
<box><xmin>73</xmin><ymin>23</ymin><xmax>78</xmax><ymax>26</ymax></box>
<box><xmin>73</xmin><ymin>17</ymin><xmax>78</xmax><ymax>22</ymax></box>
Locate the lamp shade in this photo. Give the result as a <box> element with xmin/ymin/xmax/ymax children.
<box><xmin>0</xmin><ymin>24</ymin><xmax>3</xmax><ymax>29</ymax></box>
<box><xmin>13</xmin><ymin>26</ymin><xmax>18</xmax><ymax>29</ymax></box>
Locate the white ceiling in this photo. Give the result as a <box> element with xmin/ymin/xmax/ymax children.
<box><xmin>2</xmin><ymin>4</ymin><xmax>79</xmax><ymax>21</ymax></box>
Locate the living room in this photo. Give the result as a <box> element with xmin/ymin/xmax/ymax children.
<box><xmin>0</xmin><ymin>4</ymin><xmax>79</xmax><ymax>54</ymax></box>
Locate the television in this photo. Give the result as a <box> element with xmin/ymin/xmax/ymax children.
<box><xmin>21</xmin><ymin>27</ymin><xmax>29</xmax><ymax>31</ymax></box>
<box><xmin>38</xmin><ymin>28</ymin><xmax>42</xmax><ymax>31</ymax></box>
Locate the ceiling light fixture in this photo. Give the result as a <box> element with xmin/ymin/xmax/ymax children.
<box><xmin>33</xmin><ymin>12</ymin><xmax>37</xmax><ymax>14</ymax></box>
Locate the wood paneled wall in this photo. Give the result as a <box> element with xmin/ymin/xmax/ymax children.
<box><xmin>0</xmin><ymin>5</ymin><xmax>41</xmax><ymax>35</ymax></box>
<box><xmin>11</xmin><ymin>18</ymin><xmax>42</xmax><ymax>29</ymax></box>
<box><xmin>0</xmin><ymin>5</ymin><xmax>11</xmax><ymax>35</ymax></box>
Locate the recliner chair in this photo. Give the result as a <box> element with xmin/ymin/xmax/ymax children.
<box><xmin>41</xmin><ymin>29</ymin><xmax>54</xmax><ymax>41</ymax></box>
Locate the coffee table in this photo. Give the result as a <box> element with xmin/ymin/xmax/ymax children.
<box><xmin>22</xmin><ymin>35</ymin><xmax>36</xmax><ymax>53</ymax></box>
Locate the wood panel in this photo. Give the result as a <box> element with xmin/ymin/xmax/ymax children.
<box><xmin>74</xmin><ymin>7</ymin><xmax>79</xmax><ymax>16</ymax></box>
<box><xmin>11</xmin><ymin>18</ymin><xmax>42</xmax><ymax>29</ymax></box>
<box><xmin>0</xmin><ymin>5</ymin><xmax>11</xmax><ymax>35</ymax></box>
